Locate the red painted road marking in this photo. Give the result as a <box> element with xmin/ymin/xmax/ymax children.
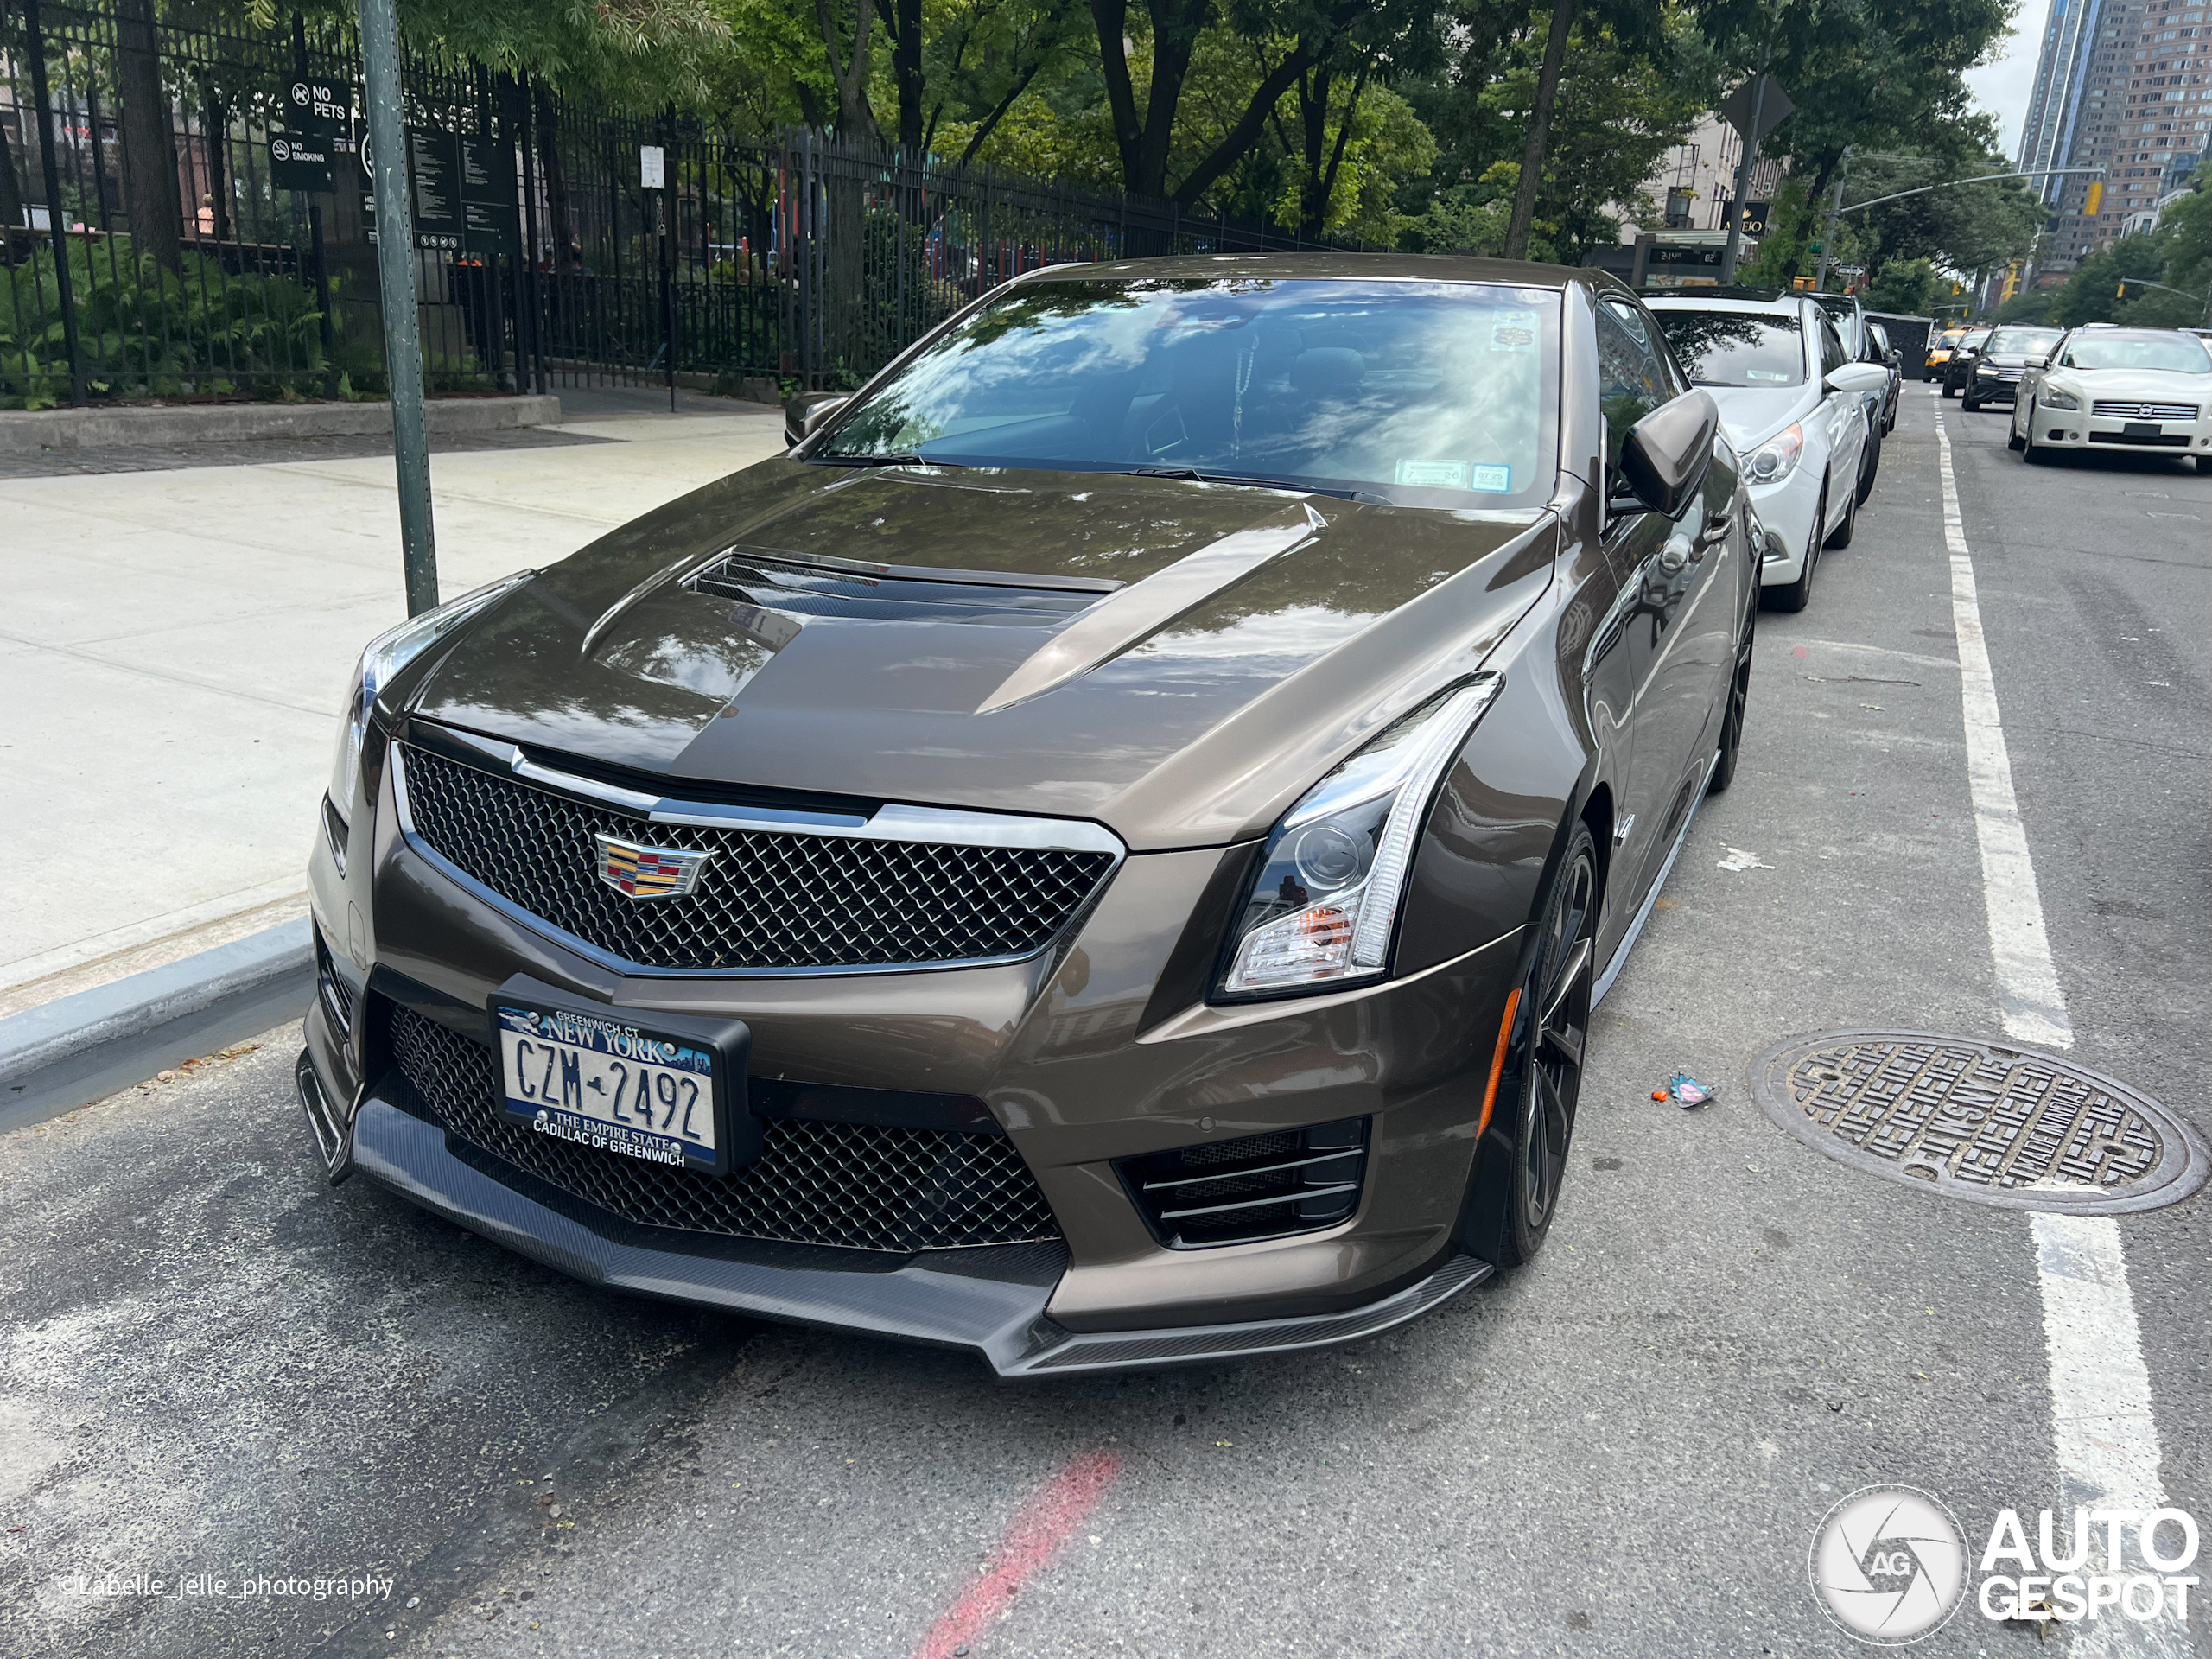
<box><xmin>1793</xmin><ymin>645</ymin><xmax>1808</xmax><ymax>658</ymax></box>
<box><xmin>912</xmin><ymin>1448</ymin><xmax>1122</xmax><ymax>1659</ymax></box>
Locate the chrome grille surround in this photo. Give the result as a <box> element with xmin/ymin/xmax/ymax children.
<box><xmin>387</xmin><ymin>1006</ymin><xmax>1060</xmax><ymax>1251</ymax></box>
<box><xmin>2091</xmin><ymin>399</ymin><xmax>2200</xmax><ymax>421</ymax></box>
<box><xmin>391</xmin><ymin>734</ymin><xmax>1122</xmax><ymax>976</ymax></box>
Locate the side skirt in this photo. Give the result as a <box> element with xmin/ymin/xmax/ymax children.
<box><xmin>1591</xmin><ymin>750</ymin><xmax>1716</xmax><ymax>1008</ymax></box>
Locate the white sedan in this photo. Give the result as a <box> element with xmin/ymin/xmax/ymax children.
<box><xmin>2011</xmin><ymin>327</ymin><xmax>2212</xmax><ymax>472</ymax></box>
<box><xmin>1647</xmin><ymin>292</ymin><xmax>1890</xmax><ymax>611</ymax></box>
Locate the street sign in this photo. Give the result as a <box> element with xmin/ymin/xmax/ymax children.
<box><xmin>1719</xmin><ymin>75</ymin><xmax>1794</xmax><ymax>144</ymax></box>
<box><xmin>640</xmin><ymin>145</ymin><xmax>666</xmax><ymax>190</ymax></box>
<box><xmin>268</xmin><ymin>131</ymin><xmax>334</xmax><ymax>194</ymax></box>
<box><xmin>285</xmin><ymin>79</ymin><xmax>346</xmax><ymax>137</ymax></box>
<box><xmin>361</xmin><ymin>127</ymin><xmax>472</xmax><ymax>251</ymax></box>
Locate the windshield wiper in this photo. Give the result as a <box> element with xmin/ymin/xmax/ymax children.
<box><xmin>811</xmin><ymin>452</ymin><xmax>934</xmax><ymax>467</ymax></box>
<box><xmin>1115</xmin><ymin>466</ymin><xmax>1362</xmax><ymax>501</ymax></box>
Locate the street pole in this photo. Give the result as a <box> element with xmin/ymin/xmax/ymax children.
<box><xmin>1815</xmin><ymin>145</ymin><xmax>1850</xmax><ymax>294</ymax></box>
<box><xmin>1719</xmin><ymin>36</ymin><xmax>1770</xmax><ymax>286</ymax></box>
<box><xmin>22</xmin><ymin>0</ymin><xmax>86</xmax><ymax>408</ymax></box>
<box><xmin>358</xmin><ymin>0</ymin><xmax>438</xmax><ymax>615</ymax></box>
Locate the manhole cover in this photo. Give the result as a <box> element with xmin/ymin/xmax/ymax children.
<box><xmin>1750</xmin><ymin>1032</ymin><xmax>2208</xmax><ymax>1214</ymax></box>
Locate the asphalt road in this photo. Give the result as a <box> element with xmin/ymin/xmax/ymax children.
<box><xmin>3</xmin><ymin>385</ymin><xmax>2207</xmax><ymax>1658</ymax></box>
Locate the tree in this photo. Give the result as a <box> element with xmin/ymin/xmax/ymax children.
<box><xmin>1863</xmin><ymin>257</ymin><xmax>1934</xmax><ymax>315</ymax></box>
<box><xmin>1502</xmin><ymin>0</ymin><xmax>1573</xmax><ymax>258</ymax></box>
<box><xmin>813</xmin><ymin>0</ymin><xmax>880</xmax><ymax>139</ymax></box>
<box><xmin>116</xmin><ymin>0</ymin><xmax>185</xmax><ymax>271</ymax></box>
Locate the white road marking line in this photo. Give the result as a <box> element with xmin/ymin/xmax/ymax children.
<box><xmin>1934</xmin><ymin>412</ymin><xmax>2188</xmax><ymax>1659</ymax></box>
<box><xmin>1931</xmin><ymin>416</ymin><xmax>2072</xmax><ymax>1050</ymax></box>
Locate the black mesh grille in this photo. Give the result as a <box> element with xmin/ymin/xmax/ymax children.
<box><xmin>1121</xmin><ymin>1118</ymin><xmax>1369</xmax><ymax>1248</ymax></box>
<box><xmin>397</xmin><ymin>746</ymin><xmax>1116</xmax><ymax>971</ymax></box>
<box><xmin>387</xmin><ymin>1006</ymin><xmax>1060</xmax><ymax>1252</ymax></box>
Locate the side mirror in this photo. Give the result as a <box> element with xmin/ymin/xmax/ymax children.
<box><xmin>2027</xmin><ymin>355</ymin><xmax>2050</xmax><ymax>369</ymax></box>
<box><xmin>785</xmin><ymin>392</ymin><xmax>849</xmax><ymax>448</ymax></box>
<box><xmin>1824</xmin><ymin>362</ymin><xmax>1890</xmax><ymax>395</ymax></box>
<box><xmin>1618</xmin><ymin>389</ymin><xmax>1718</xmax><ymax>518</ymax></box>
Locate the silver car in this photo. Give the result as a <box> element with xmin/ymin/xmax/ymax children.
<box><xmin>1647</xmin><ymin>292</ymin><xmax>1889</xmax><ymax>612</ymax></box>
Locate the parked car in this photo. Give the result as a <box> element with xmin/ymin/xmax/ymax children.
<box><xmin>1961</xmin><ymin>326</ymin><xmax>2064</xmax><ymax>410</ymax></box>
<box><xmin>1813</xmin><ymin>290</ymin><xmax>1898</xmax><ymax>493</ymax></box>
<box><xmin>1940</xmin><ymin>327</ymin><xmax>1993</xmax><ymax>397</ymax></box>
<box><xmin>2011</xmin><ymin>325</ymin><xmax>2212</xmax><ymax>470</ymax></box>
<box><xmin>301</xmin><ymin>257</ymin><xmax>1762</xmax><ymax>1375</ymax></box>
<box><xmin>1647</xmin><ymin>289</ymin><xmax>1888</xmax><ymax>612</ymax></box>
<box><xmin>1866</xmin><ymin>321</ymin><xmax>1904</xmax><ymax>432</ymax></box>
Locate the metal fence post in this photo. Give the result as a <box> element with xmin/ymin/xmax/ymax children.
<box><xmin>358</xmin><ymin>0</ymin><xmax>438</xmax><ymax>613</ymax></box>
<box><xmin>22</xmin><ymin>0</ymin><xmax>86</xmax><ymax>407</ymax></box>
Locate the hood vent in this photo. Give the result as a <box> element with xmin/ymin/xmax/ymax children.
<box><xmin>692</xmin><ymin>549</ymin><xmax>1117</xmax><ymax>627</ymax></box>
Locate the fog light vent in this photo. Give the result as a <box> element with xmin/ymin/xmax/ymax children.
<box><xmin>1120</xmin><ymin>1117</ymin><xmax>1368</xmax><ymax>1249</ymax></box>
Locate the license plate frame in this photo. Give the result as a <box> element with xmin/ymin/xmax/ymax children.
<box><xmin>489</xmin><ymin>975</ymin><xmax>756</xmax><ymax>1176</ymax></box>
<box><xmin>2123</xmin><ymin>421</ymin><xmax>2163</xmax><ymax>439</ymax></box>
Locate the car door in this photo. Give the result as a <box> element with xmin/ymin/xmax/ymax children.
<box><xmin>1594</xmin><ymin>296</ymin><xmax>1726</xmax><ymax>902</ymax></box>
<box><xmin>1814</xmin><ymin>309</ymin><xmax>1862</xmax><ymax>513</ymax></box>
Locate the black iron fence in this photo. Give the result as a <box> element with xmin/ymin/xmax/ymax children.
<box><xmin>1</xmin><ymin>2</ymin><xmax>1357</xmax><ymax>411</ymax></box>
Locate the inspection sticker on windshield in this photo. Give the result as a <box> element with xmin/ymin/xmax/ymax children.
<box><xmin>1489</xmin><ymin>311</ymin><xmax>1539</xmax><ymax>352</ymax></box>
<box><xmin>495</xmin><ymin>1001</ymin><xmax>722</xmax><ymax>1169</ymax></box>
<box><xmin>1397</xmin><ymin>460</ymin><xmax>1471</xmax><ymax>488</ymax></box>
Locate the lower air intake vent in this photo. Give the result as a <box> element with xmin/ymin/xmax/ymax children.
<box><xmin>386</xmin><ymin>1005</ymin><xmax>1060</xmax><ymax>1253</ymax></box>
<box><xmin>1120</xmin><ymin>1118</ymin><xmax>1369</xmax><ymax>1248</ymax></box>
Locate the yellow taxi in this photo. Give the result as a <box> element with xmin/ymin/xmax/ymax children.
<box><xmin>1924</xmin><ymin>326</ymin><xmax>1969</xmax><ymax>377</ymax></box>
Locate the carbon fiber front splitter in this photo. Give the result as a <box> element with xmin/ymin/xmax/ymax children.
<box><xmin>323</xmin><ymin>1072</ymin><xmax>1494</xmax><ymax>1378</ymax></box>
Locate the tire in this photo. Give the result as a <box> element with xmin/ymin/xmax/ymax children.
<box><xmin>2007</xmin><ymin>423</ymin><xmax>2025</xmax><ymax>452</ymax></box>
<box><xmin>1856</xmin><ymin>425</ymin><xmax>1882</xmax><ymax>505</ymax></box>
<box><xmin>1826</xmin><ymin>481</ymin><xmax>1857</xmax><ymax>549</ymax></box>
<box><xmin>1493</xmin><ymin>820</ymin><xmax>1597</xmax><ymax>1268</ymax></box>
<box><xmin>1961</xmin><ymin>393</ymin><xmax>1981</xmax><ymax>412</ymax></box>
<box><xmin>1764</xmin><ymin>488</ymin><xmax>1821</xmax><ymax>613</ymax></box>
<box><xmin>2196</xmin><ymin>454</ymin><xmax>2209</xmax><ymax>475</ymax></box>
<box><xmin>2024</xmin><ymin>423</ymin><xmax>2050</xmax><ymax>465</ymax></box>
<box><xmin>1942</xmin><ymin>381</ymin><xmax>1958</xmax><ymax>399</ymax></box>
<box><xmin>1707</xmin><ymin>601</ymin><xmax>1754</xmax><ymax>795</ymax></box>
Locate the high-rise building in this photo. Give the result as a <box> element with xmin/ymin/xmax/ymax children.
<box><xmin>2032</xmin><ymin>0</ymin><xmax>2212</xmax><ymax>269</ymax></box>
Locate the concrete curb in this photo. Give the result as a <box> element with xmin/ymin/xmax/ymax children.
<box><xmin>1</xmin><ymin>919</ymin><xmax>313</xmax><ymax>1132</ymax></box>
<box><xmin>0</xmin><ymin>395</ymin><xmax>562</xmax><ymax>454</ymax></box>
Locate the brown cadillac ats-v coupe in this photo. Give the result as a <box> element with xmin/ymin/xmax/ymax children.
<box><xmin>300</xmin><ymin>256</ymin><xmax>1756</xmax><ymax>1375</ymax></box>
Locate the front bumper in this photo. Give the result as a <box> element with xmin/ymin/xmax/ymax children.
<box><xmin>2024</xmin><ymin>402</ymin><xmax>2212</xmax><ymax>454</ymax></box>
<box><xmin>1748</xmin><ymin>462</ymin><xmax>1824</xmax><ymax>586</ymax></box>
<box><xmin>301</xmin><ymin>731</ymin><xmax>1525</xmax><ymax>1373</ymax></box>
<box><xmin>1967</xmin><ymin>370</ymin><xmax>2024</xmax><ymax>404</ymax></box>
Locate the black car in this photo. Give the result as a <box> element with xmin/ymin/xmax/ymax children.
<box><xmin>1940</xmin><ymin>327</ymin><xmax>1993</xmax><ymax>397</ymax></box>
<box><xmin>298</xmin><ymin>257</ymin><xmax>1761</xmax><ymax>1376</ymax></box>
<box><xmin>1961</xmin><ymin>326</ymin><xmax>2064</xmax><ymax>411</ymax></box>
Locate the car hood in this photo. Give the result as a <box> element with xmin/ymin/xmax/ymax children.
<box><xmin>2048</xmin><ymin>368</ymin><xmax>2212</xmax><ymax>402</ymax></box>
<box><xmin>410</xmin><ymin>461</ymin><xmax>1557</xmax><ymax>850</ymax></box>
<box><xmin>1699</xmin><ymin>384</ymin><xmax>1816</xmax><ymax>450</ymax></box>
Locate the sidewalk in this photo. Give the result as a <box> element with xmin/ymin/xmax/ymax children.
<box><xmin>0</xmin><ymin>391</ymin><xmax>788</xmax><ymax>1015</ymax></box>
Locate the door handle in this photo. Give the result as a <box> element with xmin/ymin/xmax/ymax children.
<box><xmin>1694</xmin><ymin>516</ymin><xmax>1731</xmax><ymax>550</ymax></box>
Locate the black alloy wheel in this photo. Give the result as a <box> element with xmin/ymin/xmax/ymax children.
<box><xmin>1707</xmin><ymin>602</ymin><xmax>1754</xmax><ymax>795</ymax></box>
<box><xmin>1499</xmin><ymin>821</ymin><xmax>1597</xmax><ymax>1267</ymax></box>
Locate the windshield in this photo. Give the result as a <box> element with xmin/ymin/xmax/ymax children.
<box><xmin>1987</xmin><ymin>328</ymin><xmax>2062</xmax><ymax>355</ymax></box>
<box><xmin>2059</xmin><ymin>332</ymin><xmax>2212</xmax><ymax>373</ymax></box>
<box><xmin>818</xmin><ymin>277</ymin><xmax>1560</xmax><ymax>505</ymax></box>
<box><xmin>1649</xmin><ymin>310</ymin><xmax>1806</xmax><ymax>387</ymax></box>
<box><xmin>1960</xmin><ymin>330</ymin><xmax>1992</xmax><ymax>349</ymax></box>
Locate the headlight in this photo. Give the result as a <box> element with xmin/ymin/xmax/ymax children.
<box><xmin>1745</xmin><ymin>423</ymin><xmax>1804</xmax><ymax>485</ymax></box>
<box><xmin>327</xmin><ymin>570</ymin><xmax>535</xmax><ymax>814</ymax></box>
<box><xmin>1217</xmin><ymin>675</ymin><xmax>1504</xmax><ymax>998</ymax></box>
<box><xmin>2039</xmin><ymin>385</ymin><xmax>2081</xmax><ymax>410</ymax></box>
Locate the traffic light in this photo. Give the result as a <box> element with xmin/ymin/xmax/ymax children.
<box><xmin>2085</xmin><ymin>180</ymin><xmax>2104</xmax><ymax>216</ymax></box>
<box><xmin>2117</xmin><ymin>283</ymin><xmax>2127</xmax><ymax>298</ymax></box>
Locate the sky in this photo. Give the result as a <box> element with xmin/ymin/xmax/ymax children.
<box><xmin>1963</xmin><ymin>0</ymin><xmax>2051</xmax><ymax>163</ymax></box>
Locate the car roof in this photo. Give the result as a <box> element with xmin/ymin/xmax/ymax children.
<box><xmin>1642</xmin><ymin>292</ymin><xmax>1807</xmax><ymax>318</ymax></box>
<box><xmin>1019</xmin><ymin>251</ymin><xmax>1624</xmax><ymax>293</ymax></box>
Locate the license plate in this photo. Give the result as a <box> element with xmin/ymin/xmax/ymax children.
<box><xmin>495</xmin><ymin>1001</ymin><xmax>727</xmax><ymax>1172</ymax></box>
<box><xmin>2124</xmin><ymin>422</ymin><xmax>2163</xmax><ymax>438</ymax></box>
